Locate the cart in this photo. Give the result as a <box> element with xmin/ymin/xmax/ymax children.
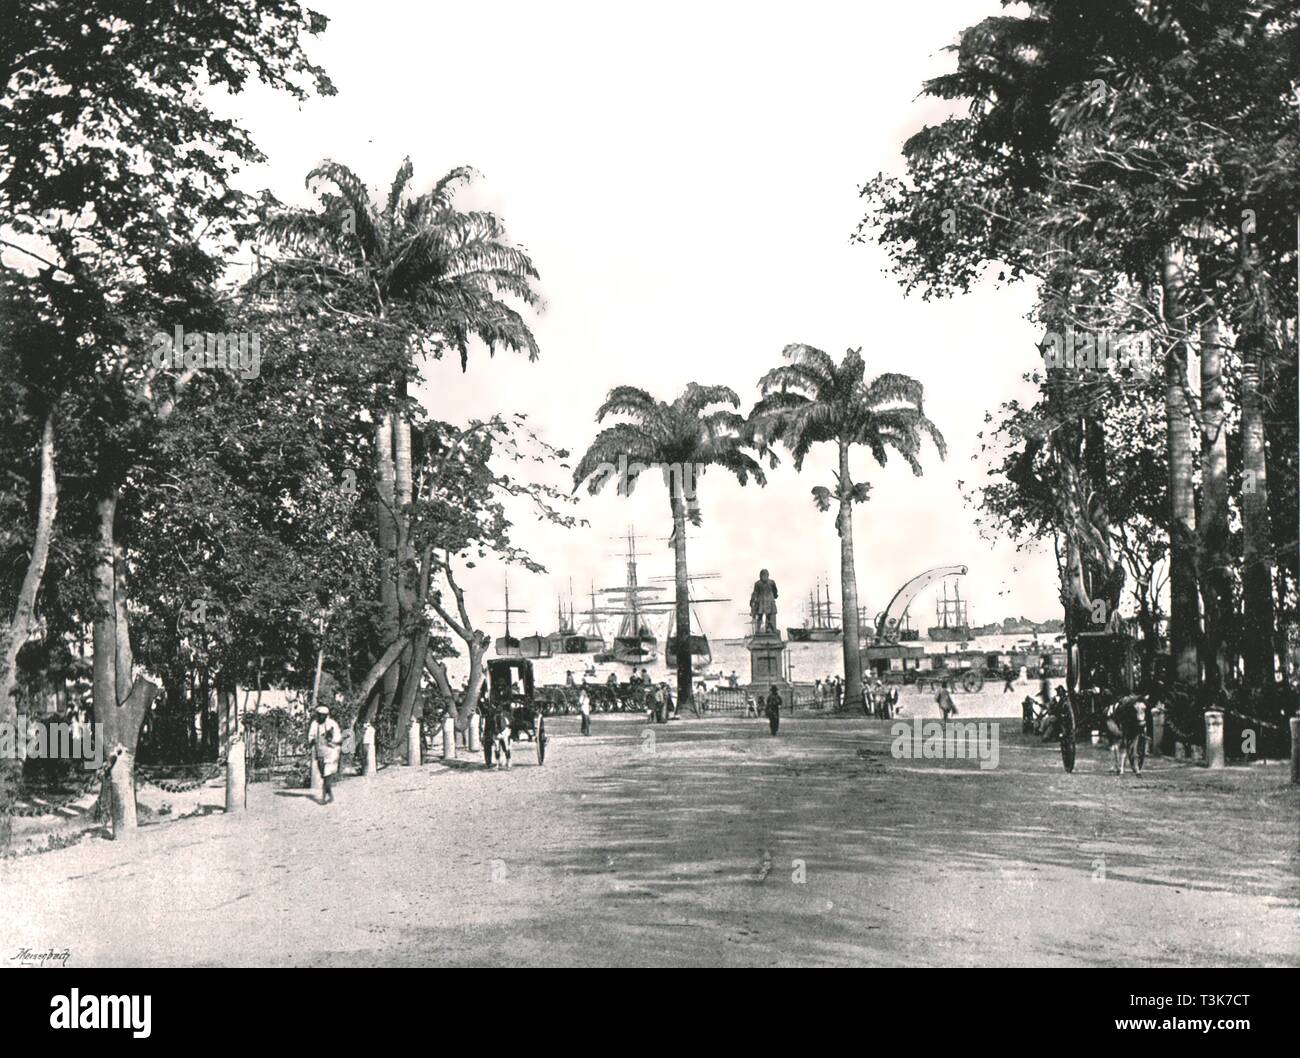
<box><xmin>483</xmin><ymin>657</ymin><xmax>548</xmax><ymax>767</ymax></box>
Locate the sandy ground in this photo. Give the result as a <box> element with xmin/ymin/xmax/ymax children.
<box><xmin>2</xmin><ymin>711</ymin><xmax>1297</xmax><ymax>967</ymax></box>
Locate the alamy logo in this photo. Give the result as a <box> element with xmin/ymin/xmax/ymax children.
<box><xmin>49</xmin><ymin>990</ymin><xmax>151</xmax><ymax>1038</ymax></box>
<box><xmin>595</xmin><ymin>454</ymin><xmax>704</xmax><ymax>501</ymax></box>
<box><xmin>0</xmin><ymin>720</ymin><xmax>103</xmax><ymax>769</ymax></box>
<box><xmin>891</xmin><ymin>718</ymin><xmax>1000</xmax><ymax>770</ymax></box>
<box><xmin>1040</xmin><ymin>327</ymin><xmax>1156</xmax><ymax>378</ymax></box>
<box><xmin>150</xmin><ymin>325</ymin><xmax>261</xmax><ymax>379</ymax></box>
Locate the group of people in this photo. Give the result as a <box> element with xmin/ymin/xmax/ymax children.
<box><xmin>864</xmin><ymin>675</ymin><xmax>900</xmax><ymax>718</ymax></box>
<box><xmin>811</xmin><ymin>676</ymin><xmax>845</xmax><ymax>710</ymax></box>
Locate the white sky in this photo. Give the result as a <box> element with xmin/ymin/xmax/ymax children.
<box><xmin>229</xmin><ymin>0</ymin><xmax>1061</xmax><ymax>638</ymax></box>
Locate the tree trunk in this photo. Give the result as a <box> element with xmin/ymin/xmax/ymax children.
<box><xmin>0</xmin><ymin>410</ymin><xmax>57</xmax><ymax>847</ymax></box>
<box><xmin>92</xmin><ymin>492</ymin><xmax>121</xmax><ymax>753</ymax></box>
<box><xmin>374</xmin><ymin>415</ymin><xmax>401</xmax><ymax>725</ymax></box>
<box><xmin>669</xmin><ymin>486</ymin><xmax>694</xmax><ymax>710</ymax></box>
<box><xmin>392</xmin><ymin>412</ymin><xmax>416</xmax><ymax>707</ymax></box>
<box><xmin>91</xmin><ymin>490</ymin><xmax>159</xmax><ymax>838</ymax></box>
<box><xmin>393</xmin><ymin>629</ymin><xmax>429</xmax><ymax>755</ymax></box>
<box><xmin>837</xmin><ymin>441</ymin><xmax>865</xmax><ymax>710</ymax></box>
<box><xmin>393</xmin><ymin>545</ymin><xmax>433</xmax><ymax>754</ymax></box>
<box><xmin>1198</xmin><ymin>309</ymin><xmax>1230</xmax><ymax>689</ymax></box>
<box><xmin>353</xmin><ymin>639</ymin><xmax>407</xmax><ymax>712</ymax></box>
<box><xmin>1238</xmin><ymin>316</ymin><xmax>1275</xmax><ymax>688</ymax></box>
<box><xmin>1161</xmin><ymin>243</ymin><xmax>1200</xmax><ymax>692</ymax></box>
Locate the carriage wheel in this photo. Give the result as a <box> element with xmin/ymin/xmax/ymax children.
<box><xmin>536</xmin><ymin>718</ymin><xmax>547</xmax><ymax>765</ymax></box>
<box><xmin>1059</xmin><ymin>701</ymin><xmax>1077</xmax><ymax>773</ymax></box>
<box><xmin>961</xmin><ymin>670</ymin><xmax>984</xmax><ymax>694</ymax></box>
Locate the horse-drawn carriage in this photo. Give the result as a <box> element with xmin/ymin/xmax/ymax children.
<box><xmin>482</xmin><ymin>657</ymin><xmax>547</xmax><ymax>768</ymax></box>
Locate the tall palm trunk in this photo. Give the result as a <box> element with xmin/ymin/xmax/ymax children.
<box><xmin>370</xmin><ymin>415</ymin><xmax>401</xmax><ymax>728</ymax></box>
<box><xmin>837</xmin><ymin>441</ymin><xmax>864</xmax><ymax>709</ymax></box>
<box><xmin>1161</xmin><ymin>243</ymin><xmax>1200</xmax><ymax>691</ymax></box>
<box><xmin>669</xmin><ymin>485</ymin><xmax>693</xmax><ymax>710</ymax></box>
<box><xmin>1198</xmin><ymin>309</ymin><xmax>1230</xmax><ymax>688</ymax></box>
<box><xmin>0</xmin><ymin>410</ymin><xmax>57</xmax><ymax>847</ymax></box>
<box><xmin>1238</xmin><ymin>303</ymin><xmax>1275</xmax><ymax>688</ymax></box>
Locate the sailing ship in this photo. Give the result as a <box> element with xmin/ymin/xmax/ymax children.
<box><xmin>656</xmin><ymin>573</ymin><xmax>726</xmax><ymax>672</ymax></box>
<box><xmin>491</xmin><ymin>579</ymin><xmax>553</xmax><ymax>658</ymax></box>
<box><xmin>491</xmin><ymin>580</ymin><xmax>524</xmax><ymax>657</ymax></box>
<box><xmin>546</xmin><ymin>581</ymin><xmax>606</xmax><ymax>654</ymax></box>
<box><xmin>594</xmin><ymin>532</ymin><xmax>664</xmax><ymax>665</ymax></box>
<box><xmin>927</xmin><ymin>578</ymin><xmax>972</xmax><ymax>642</ymax></box>
<box><xmin>787</xmin><ymin>579</ymin><xmax>842</xmax><ymax>642</ymax></box>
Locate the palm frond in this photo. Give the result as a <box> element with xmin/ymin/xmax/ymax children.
<box><xmin>596</xmin><ymin>386</ymin><xmax>659</xmax><ymax>423</ymax></box>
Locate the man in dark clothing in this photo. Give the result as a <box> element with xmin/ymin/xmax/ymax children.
<box><xmin>1002</xmin><ymin>665</ymin><xmax>1016</xmax><ymax>693</ymax></box>
<box><xmin>936</xmin><ymin>686</ymin><xmax>958</xmax><ymax>721</ymax></box>
<box><xmin>765</xmin><ymin>685</ymin><xmax>782</xmax><ymax>735</ymax></box>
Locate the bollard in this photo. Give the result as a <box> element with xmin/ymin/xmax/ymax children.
<box><xmin>224</xmin><ymin>735</ymin><xmax>246</xmax><ymax>814</ymax></box>
<box><xmin>362</xmin><ymin>724</ymin><xmax>376</xmax><ymax>776</ymax></box>
<box><xmin>1290</xmin><ymin>717</ymin><xmax>1299</xmax><ymax>785</ymax></box>
<box><xmin>408</xmin><ymin>720</ymin><xmax>421</xmax><ymax>767</ymax></box>
<box><xmin>467</xmin><ymin>714</ymin><xmax>480</xmax><ymax>752</ymax></box>
<box><xmin>1204</xmin><ymin>709</ymin><xmax>1225</xmax><ymax>769</ymax></box>
<box><xmin>1150</xmin><ymin>705</ymin><xmax>1165</xmax><ymax>757</ymax></box>
<box><xmin>309</xmin><ymin>753</ymin><xmax>324</xmax><ymax>799</ymax></box>
<box><xmin>442</xmin><ymin>715</ymin><xmax>456</xmax><ymax>761</ymax></box>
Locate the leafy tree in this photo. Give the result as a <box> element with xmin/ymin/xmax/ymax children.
<box><xmin>858</xmin><ymin>0</ymin><xmax>1298</xmax><ymax>697</ymax></box>
<box><xmin>257</xmin><ymin>160</ymin><xmax>543</xmax><ymax>747</ymax></box>
<box><xmin>0</xmin><ymin>0</ymin><xmax>332</xmax><ymax>840</ymax></box>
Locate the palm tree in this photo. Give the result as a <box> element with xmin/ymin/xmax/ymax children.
<box><xmin>258</xmin><ymin>159</ymin><xmax>542</xmax><ymax>744</ymax></box>
<box><xmin>752</xmin><ymin>345</ymin><xmax>945</xmax><ymax>711</ymax></box>
<box><xmin>573</xmin><ymin>384</ymin><xmax>766</xmax><ymax>710</ymax></box>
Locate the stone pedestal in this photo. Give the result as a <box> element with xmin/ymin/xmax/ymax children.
<box><xmin>747</xmin><ymin>633</ymin><xmax>790</xmax><ymax>708</ymax></box>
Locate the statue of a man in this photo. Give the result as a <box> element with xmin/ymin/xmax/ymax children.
<box><xmin>749</xmin><ymin>568</ymin><xmax>779</xmax><ymax>635</ymax></box>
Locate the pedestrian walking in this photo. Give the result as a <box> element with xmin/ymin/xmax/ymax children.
<box><xmin>936</xmin><ymin>686</ymin><xmax>958</xmax><ymax>722</ymax></box>
<box><xmin>578</xmin><ymin>687</ymin><xmax>592</xmax><ymax>735</ymax></box>
<box><xmin>307</xmin><ymin>704</ymin><xmax>342</xmax><ymax>805</ymax></box>
<box><xmin>765</xmin><ymin>684</ymin><xmax>782</xmax><ymax>736</ymax></box>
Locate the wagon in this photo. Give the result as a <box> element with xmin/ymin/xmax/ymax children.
<box><xmin>482</xmin><ymin>657</ymin><xmax>548</xmax><ymax>767</ymax></box>
<box><xmin>916</xmin><ymin>669</ymin><xmax>985</xmax><ymax>694</ymax></box>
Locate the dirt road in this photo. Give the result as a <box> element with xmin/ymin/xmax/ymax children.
<box><xmin>2</xmin><ymin>714</ymin><xmax>1296</xmax><ymax>966</ymax></box>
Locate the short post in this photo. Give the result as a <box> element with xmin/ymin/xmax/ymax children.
<box><xmin>362</xmin><ymin>724</ymin><xmax>376</xmax><ymax>776</ymax></box>
<box><xmin>407</xmin><ymin>719</ymin><xmax>421</xmax><ymax>767</ymax></box>
<box><xmin>442</xmin><ymin>715</ymin><xmax>456</xmax><ymax>761</ymax></box>
<box><xmin>467</xmin><ymin>714</ymin><xmax>480</xmax><ymax>752</ymax></box>
<box><xmin>1289</xmin><ymin>717</ymin><xmax>1299</xmax><ymax>785</ymax></box>
<box><xmin>309</xmin><ymin>753</ymin><xmax>324</xmax><ymax>799</ymax></box>
<box><xmin>224</xmin><ymin>735</ymin><xmax>246</xmax><ymax>814</ymax></box>
<box><xmin>1204</xmin><ymin>709</ymin><xmax>1225</xmax><ymax>769</ymax></box>
<box><xmin>1150</xmin><ymin>704</ymin><xmax>1165</xmax><ymax>757</ymax></box>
